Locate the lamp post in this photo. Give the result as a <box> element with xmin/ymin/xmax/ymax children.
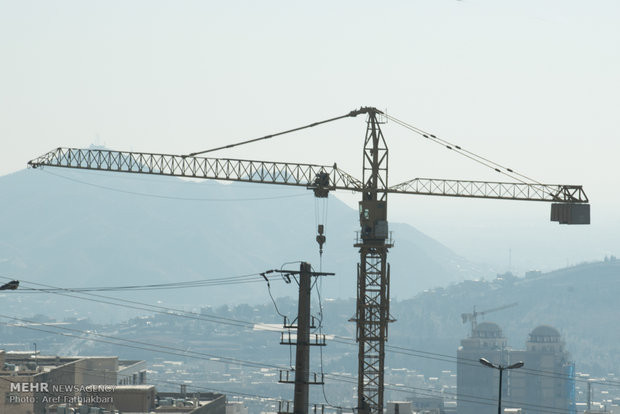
<box><xmin>479</xmin><ymin>357</ymin><xmax>524</xmax><ymax>414</ymax></box>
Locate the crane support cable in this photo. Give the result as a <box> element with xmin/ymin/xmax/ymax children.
<box><xmin>385</xmin><ymin>114</ymin><xmax>588</xmax><ymax>203</ymax></box>
<box><xmin>385</xmin><ymin>114</ymin><xmax>545</xmax><ymax>186</ymax></box>
<box><xmin>187</xmin><ymin>108</ymin><xmax>371</xmax><ymax>157</ymax></box>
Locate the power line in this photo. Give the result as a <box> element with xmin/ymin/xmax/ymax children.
<box><xmin>0</xmin><ymin>275</ymin><xmax>270</xmax><ymax>329</ymax></box>
<box><xmin>0</xmin><ymin>314</ymin><xmax>355</xmax><ymax>411</ymax></box>
<box><xmin>2</xmin><ymin>275</ymin><xmax>609</xmax><ymax>389</ymax></box>
<box><xmin>329</xmin><ymin>334</ymin><xmax>614</xmax><ymax>389</ymax></box>
<box><xmin>326</xmin><ymin>371</ymin><xmax>575</xmax><ymax>414</ymax></box>
<box><xmin>12</xmin><ymin>273</ymin><xmax>269</xmax><ymax>293</ymax></box>
<box><xmin>0</xmin><ymin>313</ymin><xmax>282</xmax><ymax>371</ymax></box>
<box><xmin>3</xmin><ymin>272</ymin><xmax>612</xmax><ymax>391</ymax></box>
<box><xmin>0</xmin><ymin>314</ymin><xmax>589</xmax><ymax>414</ymax></box>
<box><xmin>0</xmin><ymin>355</ymin><xmax>314</xmax><ymax>409</ymax></box>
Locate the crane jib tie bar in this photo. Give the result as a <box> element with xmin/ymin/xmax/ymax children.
<box><xmin>186</xmin><ymin>108</ymin><xmax>375</xmax><ymax>157</ymax></box>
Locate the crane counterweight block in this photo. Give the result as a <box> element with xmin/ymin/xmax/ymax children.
<box><xmin>551</xmin><ymin>202</ymin><xmax>591</xmax><ymax>225</ymax></box>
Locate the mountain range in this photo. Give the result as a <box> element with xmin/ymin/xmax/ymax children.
<box><xmin>0</xmin><ymin>167</ymin><xmax>489</xmax><ymax>321</ymax></box>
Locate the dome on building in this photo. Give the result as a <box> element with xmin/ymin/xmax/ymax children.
<box><xmin>473</xmin><ymin>322</ymin><xmax>503</xmax><ymax>338</ymax></box>
<box><xmin>528</xmin><ymin>325</ymin><xmax>561</xmax><ymax>343</ymax></box>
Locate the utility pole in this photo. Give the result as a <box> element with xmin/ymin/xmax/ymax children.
<box><xmin>293</xmin><ymin>262</ymin><xmax>311</xmax><ymax>414</ymax></box>
<box><xmin>274</xmin><ymin>263</ymin><xmax>333</xmax><ymax>414</ymax></box>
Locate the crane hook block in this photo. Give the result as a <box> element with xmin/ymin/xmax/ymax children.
<box><xmin>316</xmin><ymin>224</ymin><xmax>326</xmax><ymax>253</ymax></box>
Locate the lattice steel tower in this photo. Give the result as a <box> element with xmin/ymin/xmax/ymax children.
<box><xmin>351</xmin><ymin>109</ymin><xmax>392</xmax><ymax>414</ymax></box>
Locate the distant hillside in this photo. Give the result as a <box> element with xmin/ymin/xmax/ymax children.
<box><xmin>387</xmin><ymin>258</ymin><xmax>620</xmax><ymax>376</ymax></box>
<box><xmin>0</xmin><ymin>168</ymin><xmax>488</xmax><ymax>320</ymax></box>
<box><xmin>1</xmin><ymin>259</ymin><xmax>618</xmax><ymax>385</ymax></box>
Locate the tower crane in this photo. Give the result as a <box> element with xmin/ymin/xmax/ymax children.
<box><xmin>461</xmin><ymin>302</ymin><xmax>518</xmax><ymax>336</ymax></box>
<box><xmin>27</xmin><ymin>107</ymin><xmax>589</xmax><ymax>414</ymax></box>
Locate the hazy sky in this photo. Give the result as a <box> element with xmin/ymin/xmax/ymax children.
<box><xmin>1</xmin><ymin>0</ymin><xmax>618</xmax><ymax>272</ymax></box>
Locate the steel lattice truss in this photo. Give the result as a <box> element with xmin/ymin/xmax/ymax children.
<box><xmin>356</xmin><ymin>248</ymin><xmax>390</xmax><ymax>414</ymax></box>
<box><xmin>389</xmin><ymin>178</ymin><xmax>588</xmax><ymax>202</ymax></box>
<box><xmin>28</xmin><ymin>147</ymin><xmax>363</xmax><ymax>192</ymax></box>
<box><xmin>28</xmin><ymin>148</ymin><xmax>588</xmax><ymax>204</ymax></box>
<box><xmin>362</xmin><ymin>114</ymin><xmax>389</xmax><ymax>202</ymax></box>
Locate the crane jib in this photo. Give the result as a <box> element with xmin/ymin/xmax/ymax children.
<box><xmin>28</xmin><ymin>147</ymin><xmax>589</xmax><ymax>224</ymax></box>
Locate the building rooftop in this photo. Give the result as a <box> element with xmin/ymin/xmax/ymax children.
<box><xmin>473</xmin><ymin>322</ymin><xmax>503</xmax><ymax>338</ymax></box>
<box><xmin>529</xmin><ymin>325</ymin><xmax>562</xmax><ymax>342</ymax></box>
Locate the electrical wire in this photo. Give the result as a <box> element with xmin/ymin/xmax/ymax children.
<box><xmin>0</xmin><ymin>275</ymin><xmax>267</xmax><ymax>329</ymax></box>
<box><xmin>3</xmin><ymin>273</ymin><xmax>613</xmax><ymax>398</ymax></box>
<box><xmin>2</xmin><ymin>275</ymin><xmax>608</xmax><ymax>390</ymax></box>
<box><xmin>6</xmin><ymin>349</ymin><xmax>584</xmax><ymax>414</ymax></box>
<box><xmin>325</xmin><ymin>371</ymin><xmax>576</xmax><ymax>414</ymax></box>
<box><xmin>261</xmin><ymin>270</ymin><xmax>294</xmax><ymax>369</ymax></box>
<box><xmin>0</xmin><ymin>313</ymin><xmax>282</xmax><ymax>371</ymax></box>
<box><xmin>0</xmin><ymin>346</ymin><xmax>324</xmax><ymax>410</ymax></box>
<box><xmin>0</xmin><ymin>315</ymin><xmax>357</xmax><ymax>411</ymax></box>
<box><xmin>312</xmin><ymin>266</ymin><xmax>345</xmax><ymax>410</ymax></box>
<box><xmin>0</xmin><ymin>313</ymin><xmax>600</xmax><ymax>413</ymax></box>
<box><xmin>13</xmin><ymin>273</ymin><xmax>268</xmax><ymax>293</ymax></box>
<box><xmin>330</xmin><ymin>334</ymin><xmax>608</xmax><ymax>389</ymax></box>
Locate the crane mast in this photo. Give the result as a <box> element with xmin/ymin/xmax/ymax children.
<box><xmin>27</xmin><ymin>106</ymin><xmax>590</xmax><ymax>414</ymax></box>
<box><xmin>353</xmin><ymin>109</ymin><xmax>392</xmax><ymax>414</ymax></box>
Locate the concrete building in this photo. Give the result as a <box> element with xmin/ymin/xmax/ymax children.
<box><xmin>457</xmin><ymin>322</ymin><xmax>508</xmax><ymax>414</ymax></box>
<box><xmin>156</xmin><ymin>391</ymin><xmax>226</xmax><ymax>414</ymax></box>
<box><xmin>409</xmin><ymin>396</ymin><xmax>446</xmax><ymax>414</ymax></box>
<box><xmin>226</xmin><ymin>401</ymin><xmax>249</xmax><ymax>414</ymax></box>
<box><xmin>387</xmin><ymin>401</ymin><xmax>413</xmax><ymax>414</ymax></box>
<box><xmin>456</xmin><ymin>324</ymin><xmax>575</xmax><ymax>414</ymax></box>
<box><xmin>510</xmin><ymin>325</ymin><xmax>575</xmax><ymax>414</ymax></box>
<box><xmin>0</xmin><ymin>349</ymin><xmax>147</xmax><ymax>414</ymax></box>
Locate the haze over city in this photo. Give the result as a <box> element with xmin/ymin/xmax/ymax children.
<box><xmin>1</xmin><ymin>0</ymin><xmax>618</xmax><ymax>271</ymax></box>
<box><xmin>1</xmin><ymin>1</ymin><xmax>619</xmax><ymax>414</ymax></box>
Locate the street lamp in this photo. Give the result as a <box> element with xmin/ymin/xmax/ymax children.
<box><xmin>479</xmin><ymin>357</ymin><xmax>524</xmax><ymax>414</ymax></box>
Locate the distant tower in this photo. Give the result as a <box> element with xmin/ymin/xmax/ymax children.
<box><xmin>457</xmin><ymin>322</ymin><xmax>508</xmax><ymax>414</ymax></box>
<box><xmin>510</xmin><ymin>325</ymin><xmax>576</xmax><ymax>414</ymax></box>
